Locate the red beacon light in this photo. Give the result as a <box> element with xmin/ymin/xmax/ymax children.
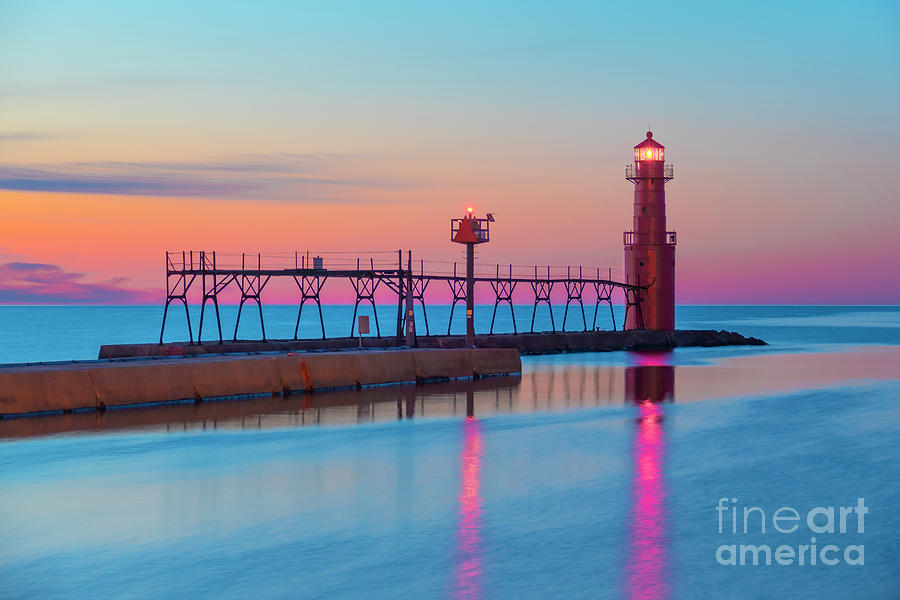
<box><xmin>451</xmin><ymin>208</ymin><xmax>492</xmax><ymax>244</ymax></box>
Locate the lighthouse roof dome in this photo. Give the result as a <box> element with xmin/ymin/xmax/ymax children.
<box><xmin>634</xmin><ymin>131</ymin><xmax>664</xmax><ymax>149</ymax></box>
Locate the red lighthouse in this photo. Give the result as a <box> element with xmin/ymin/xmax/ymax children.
<box><xmin>624</xmin><ymin>131</ymin><xmax>676</xmax><ymax>330</ymax></box>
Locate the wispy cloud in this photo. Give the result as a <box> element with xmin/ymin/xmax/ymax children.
<box><xmin>0</xmin><ymin>132</ymin><xmax>58</xmax><ymax>141</ymax></box>
<box><xmin>0</xmin><ymin>262</ymin><xmax>158</xmax><ymax>304</ymax></box>
<box><xmin>0</xmin><ymin>154</ymin><xmax>421</xmax><ymax>200</ymax></box>
<box><xmin>0</xmin><ymin>166</ymin><xmax>258</xmax><ymax>197</ymax></box>
<box><xmin>0</xmin><ymin>76</ymin><xmax>191</xmax><ymax>100</ymax></box>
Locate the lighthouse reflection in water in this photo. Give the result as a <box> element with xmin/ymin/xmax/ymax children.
<box><xmin>625</xmin><ymin>352</ymin><xmax>674</xmax><ymax>600</ymax></box>
<box><xmin>452</xmin><ymin>356</ymin><xmax>674</xmax><ymax>599</ymax></box>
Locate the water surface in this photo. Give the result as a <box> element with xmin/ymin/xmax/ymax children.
<box><xmin>1</xmin><ymin>306</ymin><xmax>898</xmax><ymax>599</ymax></box>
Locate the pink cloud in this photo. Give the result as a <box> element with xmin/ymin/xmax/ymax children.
<box><xmin>0</xmin><ymin>262</ymin><xmax>159</xmax><ymax>304</ymax></box>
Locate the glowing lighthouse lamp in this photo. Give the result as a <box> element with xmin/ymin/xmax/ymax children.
<box><xmin>451</xmin><ymin>207</ymin><xmax>493</xmax><ymax>346</ymax></box>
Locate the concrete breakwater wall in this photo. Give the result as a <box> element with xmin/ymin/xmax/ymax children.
<box><xmin>100</xmin><ymin>329</ymin><xmax>765</xmax><ymax>359</ymax></box>
<box><xmin>0</xmin><ymin>348</ymin><xmax>521</xmax><ymax>417</ymax></box>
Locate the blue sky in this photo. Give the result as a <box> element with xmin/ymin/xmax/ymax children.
<box><xmin>0</xmin><ymin>0</ymin><xmax>898</xmax><ymax>303</ymax></box>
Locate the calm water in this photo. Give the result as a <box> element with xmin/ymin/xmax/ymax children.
<box><xmin>1</xmin><ymin>305</ymin><xmax>899</xmax><ymax>599</ymax></box>
<box><xmin>2</xmin><ymin>304</ymin><xmax>899</xmax><ymax>364</ymax></box>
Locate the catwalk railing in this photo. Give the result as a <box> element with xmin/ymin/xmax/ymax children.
<box><xmin>160</xmin><ymin>250</ymin><xmax>650</xmax><ymax>344</ymax></box>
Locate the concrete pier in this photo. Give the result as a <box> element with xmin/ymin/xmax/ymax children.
<box><xmin>1</xmin><ymin>330</ymin><xmax>764</xmax><ymax>418</ymax></box>
<box><xmin>0</xmin><ymin>348</ymin><xmax>521</xmax><ymax>417</ymax></box>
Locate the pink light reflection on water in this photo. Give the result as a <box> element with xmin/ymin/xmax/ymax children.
<box><xmin>628</xmin><ymin>351</ymin><xmax>673</xmax><ymax>368</ymax></box>
<box><xmin>454</xmin><ymin>416</ymin><xmax>484</xmax><ymax>599</ymax></box>
<box><xmin>626</xmin><ymin>398</ymin><xmax>669</xmax><ymax>600</ymax></box>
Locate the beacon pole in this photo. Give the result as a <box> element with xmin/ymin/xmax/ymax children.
<box><xmin>451</xmin><ymin>207</ymin><xmax>492</xmax><ymax>348</ymax></box>
<box><xmin>465</xmin><ymin>241</ymin><xmax>475</xmax><ymax>346</ymax></box>
<box><xmin>405</xmin><ymin>250</ymin><xmax>416</xmax><ymax>347</ymax></box>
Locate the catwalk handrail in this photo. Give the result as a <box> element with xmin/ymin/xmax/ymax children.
<box><xmin>163</xmin><ymin>251</ymin><xmax>641</xmax><ymax>290</ymax></box>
